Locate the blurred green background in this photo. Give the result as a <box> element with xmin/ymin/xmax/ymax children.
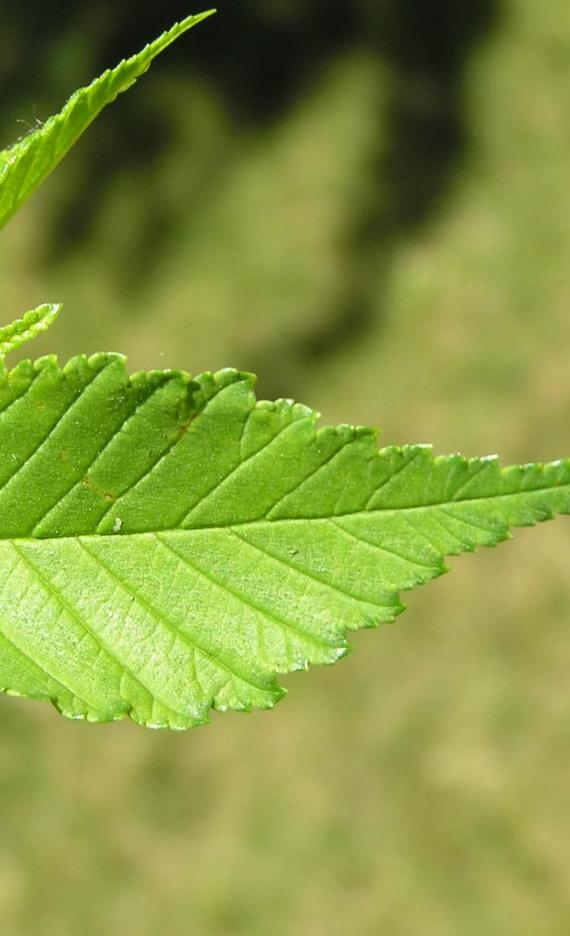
<box><xmin>1</xmin><ymin>2</ymin><xmax>570</xmax><ymax>933</ymax></box>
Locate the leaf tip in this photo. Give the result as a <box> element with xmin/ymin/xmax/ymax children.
<box><xmin>0</xmin><ymin>302</ymin><xmax>62</xmax><ymax>360</ymax></box>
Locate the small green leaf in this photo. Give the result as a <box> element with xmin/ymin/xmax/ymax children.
<box><xmin>0</xmin><ymin>10</ymin><xmax>215</xmax><ymax>230</ymax></box>
<box><xmin>0</xmin><ymin>337</ymin><xmax>567</xmax><ymax>729</ymax></box>
<box><xmin>0</xmin><ymin>303</ymin><xmax>61</xmax><ymax>359</ymax></box>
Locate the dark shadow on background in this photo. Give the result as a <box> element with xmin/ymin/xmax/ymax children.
<box><xmin>1</xmin><ymin>0</ymin><xmax>501</xmax><ymax>391</ymax></box>
<box><xmin>299</xmin><ymin>0</ymin><xmax>499</xmax><ymax>362</ymax></box>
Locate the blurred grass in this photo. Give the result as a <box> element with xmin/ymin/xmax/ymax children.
<box><xmin>1</xmin><ymin>1</ymin><xmax>570</xmax><ymax>934</ymax></box>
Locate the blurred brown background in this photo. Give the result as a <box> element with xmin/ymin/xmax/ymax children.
<box><xmin>1</xmin><ymin>2</ymin><xmax>570</xmax><ymax>934</ymax></box>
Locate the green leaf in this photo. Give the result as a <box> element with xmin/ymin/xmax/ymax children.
<box><xmin>0</xmin><ymin>303</ymin><xmax>61</xmax><ymax>359</ymax></box>
<box><xmin>1</xmin><ymin>15</ymin><xmax>567</xmax><ymax>731</ymax></box>
<box><xmin>0</xmin><ymin>10</ymin><xmax>215</xmax><ymax>231</ymax></box>
<box><xmin>0</xmin><ymin>343</ymin><xmax>567</xmax><ymax>729</ymax></box>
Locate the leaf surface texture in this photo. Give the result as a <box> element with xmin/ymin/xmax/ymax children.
<box><xmin>0</xmin><ymin>355</ymin><xmax>568</xmax><ymax>728</ymax></box>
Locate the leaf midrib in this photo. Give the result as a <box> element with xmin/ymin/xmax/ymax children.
<box><xmin>3</xmin><ymin>481</ymin><xmax>568</xmax><ymax>543</ymax></box>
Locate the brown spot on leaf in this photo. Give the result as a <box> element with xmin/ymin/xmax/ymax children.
<box><xmin>82</xmin><ymin>475</ymin><xmax>116</xmax><ymax>503</ymax></box>
<box><xmin>175</xmin><ymin>415</ymin><xmax>196</xmax><ymax>440</ymax></box>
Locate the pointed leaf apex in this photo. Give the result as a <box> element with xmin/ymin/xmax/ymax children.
<box><xmin>0</xmin><ymin>303</ymin><xmax>62</xmax><ymax>360</ymax></box>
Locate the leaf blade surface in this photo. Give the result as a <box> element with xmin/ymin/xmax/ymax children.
<box><xmin>0</xmin><ymin>355</ymin><xmax>568</xmax><ymax>728</ymax></box>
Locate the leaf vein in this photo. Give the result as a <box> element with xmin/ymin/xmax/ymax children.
<box><xmin>330</xmin><ymin>518</ymin><xmax>437</xmax><ymax>572</ymax></box>
<box><xmin>0</xmin><ymin>370</ymin><xmax>41</xmax><ymax>418</ymax></box>
<box><xmin>364</xmin><ymin>449</ymin><xmax>424</xmax><ymax>509</ymax></box>
<box><xmin>5</xmin><ymin>544</ymin><xmax>117</xmax><ymax>713</ymax></box>
<box><xmin>31</xmin><ymin>379</ymin><xmax>167</xmax><ymax>534</ymax></box>
<box><xmin>0</xmin><ymin>366</ymin><xmax>105</xmax><ymax>498</ymax></box>
<box><xmin>93</xmin><ymin>380</ymin><xmax>229</xmax><ymax>531</ymax></box>
<box><xmin>10</xmin><ymin>541</ymin><xmax>163</xmax><ymax>714</ymax></box>
<box><xmin>78</xmin><ymin>538</ymin><xmax>273</xmax><ymax>697</ymax></box>
<box><xmin>179</xmin><ymin>414</ymin><xmax>304</xmax><ymax>527</ymax></box>
<box><xmin>157</xmin><ymin>533</ymin><xmax>337</xmax><ymax>655</ymax></box>
<box><xmin>265</xmin><ymin>437</ymin><xmax>349</xmax><ymax>519</ymax></box>
<box><xmin>229</xmin><ymin>527</ymin><xmax>394</xmax><ymax>611</ymax></box>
